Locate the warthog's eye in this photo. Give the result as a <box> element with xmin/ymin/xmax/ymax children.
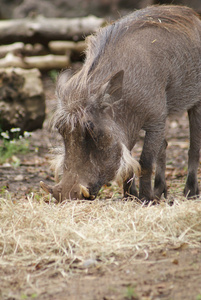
<box><xmin>83</xmin><ymin>120</ymin><xmax>108</xmax><ymax>151</ymax></box>
<box><xmin>85</xmin><ymin>120</ymin><xmax>95</xmax><ymax>133</ymax></box>
<box><xmin>84</xmin><ymin>121</ymin><xmax>98</xmax><ymax>142</ymax></box>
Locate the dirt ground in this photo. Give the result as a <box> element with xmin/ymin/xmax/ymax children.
<box><xmin>1</xmin><ymin>246</ymin><xmax>201</xmax><ymax>300</ymax></box>
<box><xmin>43</xmin><ymin>247</ymin><xmax>201</xmax><ymax>300</ymax></box>
<box><xmin>0</xmin><ymin>75</ymin><xmax>201</xmax><ymax>300</ymax></box>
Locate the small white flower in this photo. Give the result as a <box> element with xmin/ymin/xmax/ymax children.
<box><xmin>1</xmin><ymin>132</ymin><xmax>10</xmax><ymax>139</ymax></box>
<box><xmin>24</xmin><ymin>131</ymin><xmax>31</xmax><ymax>138</ymax></box>
<box><xmin>10</xmin><ymin>127</ymin><xmax>21</xmax><ymax>133</ymax></box>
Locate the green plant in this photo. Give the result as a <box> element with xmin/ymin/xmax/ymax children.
<box><xmin>0</xmin><ymin>128</ymin><xmax>30</xmax><ymax>164</ymax></box>
<box><xmin>125</xmin><ymin>285</ymin><xmax>139</xmax><ymax>300</ymax></box>
<box><xmin>0</xmin><ymin>185</ymin><xmax>7</xmax><ymax>195</ymax></box>
<box><xmin>48</xmin><ymin>69</ymin><xmax>59</xmax><ymax>82</ymax></box>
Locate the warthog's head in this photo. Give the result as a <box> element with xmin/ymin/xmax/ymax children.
<box><xmin>40</xmin><ymin>70</ymin><xmax>140</xmax><ymax>201</ymax></box>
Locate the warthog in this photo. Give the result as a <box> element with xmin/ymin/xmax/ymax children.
<box><xmin>40</xmin><ymin>5</ymin><xmax>201</xmax><ymax>201</ymax></box>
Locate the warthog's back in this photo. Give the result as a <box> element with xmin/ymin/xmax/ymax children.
<box><xmin>85</xmin><ymin>5</ymin><xmax>201</xmax><ymax>117</ymax></box>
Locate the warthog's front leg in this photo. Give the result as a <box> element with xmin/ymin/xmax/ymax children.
<box><xmin>184</xmin><ymin>103</ymin><xmax>201</xmax><ymax>197</ymax></box>
<box><xmin>139</xmin><ymin>126</ymin><xmax>165</xmax><ymax>201</ymax></box>
<box><xmin>154</xmin><ymin>139</ymin><xmax>168</xmax><ymax>199</ymax></box>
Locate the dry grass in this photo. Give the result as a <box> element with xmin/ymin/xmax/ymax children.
<box><xmin>0</xmin><ymin>191</ymin><xmax>201</xmax><ymax>277</ymax></box>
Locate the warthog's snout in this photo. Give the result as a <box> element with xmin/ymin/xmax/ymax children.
<box><xmin>40</xmin><ymin>181</ymin><xmax>96</xmax><ymax>201</ymax></box>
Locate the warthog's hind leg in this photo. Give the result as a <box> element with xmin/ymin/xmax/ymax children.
<box><xmin>184</xmin><ymin>103</ymin><xmax>201</xmax><ymax>198</ymax></box>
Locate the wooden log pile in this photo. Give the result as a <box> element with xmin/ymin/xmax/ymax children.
<box><xmin>0</xmin><ymin>67</ymin><xmax>45</xmax><ymax>132</ymax></box>
<box><xmin>0</xmin><ymin>15</ymin><xmax>105</xmax><ymax>132</ymax></box>
<box><xmin>0</xmin><ymin>15</ymin><xmax>105</xmax><ymax>70</ymax></box>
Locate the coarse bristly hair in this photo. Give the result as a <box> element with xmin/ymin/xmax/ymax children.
<box><xmin>51</xmin><ymin>71</ymin><xmax>89</xmax><ymax>133</ymax></box>
<box><xmin>115</xmin><ymin>144</ymin><xmax>141</xmax><ymax>186</ymax></box>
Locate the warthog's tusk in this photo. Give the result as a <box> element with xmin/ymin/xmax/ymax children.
<box><xmin>40</xmin><ymin>181</ymin><xmax>53</xmax><ymax>194</ymax></box>
<box><xmin>79</xmin><ymin>184</ymin><xmax>90</xmax><ymax>198</ymax></box>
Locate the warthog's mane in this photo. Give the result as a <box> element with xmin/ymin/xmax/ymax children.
<box><xmin>52</xmin><ymin>69</ymin><xmax>93</xmax><ymax>134</ymax></box>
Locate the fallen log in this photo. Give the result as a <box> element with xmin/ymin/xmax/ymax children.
<box><xmin>0</xmin><ymin>52</ymin><xmax>70</xmax><ymax>70</ymax></box>
<box><xmin>0</xmin><ymin>41</ymin><xmax>85</xmax><ymax>59</ymax></box>
<box><xmin>48</xmin><ymin>40</ymin><xmax>86</xmax><ymax>55</ymax></box>
<box><xmin>0</xmin><ymin>15</ymin><xmax>105</xmax><ymax>45</ymax></box>
<box><xmin>0</xmin><ymin>42</ymin><xmax>24</xmax><ymax>58</ymax></box>
<box><xmin>0</xmin><ymin>42</ymin><xmax>46</xmax><ymax>58</ymax></box>
<box><xmin>23</xmin><ymin>43</ymin><xmax>46</xmax><ymax>56</ymax></box>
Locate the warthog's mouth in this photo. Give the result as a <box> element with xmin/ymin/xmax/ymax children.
<box><xmin>40</xmin><ymin>181</ymin><xmax>96</xmax><ymax>201</ymax></box>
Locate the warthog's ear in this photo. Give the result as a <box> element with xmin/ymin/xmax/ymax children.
<box><xmin>101</xmin><ymin>70</ymin><xmax>124</xmax><ymax>105</ymax></box>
